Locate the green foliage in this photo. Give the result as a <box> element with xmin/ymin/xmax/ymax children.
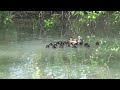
<box><xmin>70</xmin><ymin>11</ymin><xmax>106</xmax><ymax>22</ymax></box>
<box><xmin>0</xmin><ymin>11</ymin><xmax>14</xmax><ymax>25</ymax></box>
<box><xmin>112</xmin><ymin>11</ymin><xmax>120</xmax><ymax>23</ymax></box>
<box><xmin>86</xmin><ymin>11</ymin><xmax>98</xmax><ymax>20</ymax></box>
<box><xmin>71</xmin><ymin>11</ymin><xmax>84</xmax><ymax>16</ymax></box>
<box><xmin>0</xmin><ymin>11</ymin><xmax>16</xmax><ymax>42</ymax></box>
<box><xmin>1</xmin><ymin>11</ymin><xmax>120</xmax><ymax>42</ymax></box>
<box><xmin>3</xmin><ymin>15</ymin><xmax>14</xmax><ymax>25</ymax></box>
<box><xmin>43</xmin><ymin>18</ymin><xmax>55</xmax><ymax>30</ymax></box>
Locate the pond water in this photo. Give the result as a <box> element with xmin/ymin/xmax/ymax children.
<box><xmin>0</xmin><ymin>39</ymin><xmax>120</xmax><ymax>79</ymax></box>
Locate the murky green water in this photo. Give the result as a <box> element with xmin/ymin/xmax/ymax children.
<box><xmin>0</xmin><ymin>39</ymin><xmax>120</xmax><ymax>79</ymax></box>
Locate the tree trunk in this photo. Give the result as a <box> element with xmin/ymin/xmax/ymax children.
<box><xmin>61</xmin><ymin>11</ymin><xmax>64</xmax><ymax>38</ymax></box>
<box><xmin>38</xmin><ymin>11</ymin><xmax>44</xmax><ymax>38</ymax></box>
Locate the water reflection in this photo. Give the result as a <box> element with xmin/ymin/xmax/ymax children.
<box><xmin>0</xmin><ymin>40</ymin><xmax>120</xmax><ymax>79</ymax></box>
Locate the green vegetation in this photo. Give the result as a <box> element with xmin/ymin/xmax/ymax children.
<box><xmin>0</xmin><ymin>11</ymin><xmax>120</xmax><ymax>42</ymax></box>
<box><xmin>0</xmin><ymin>11</ymin><xmax>120</xmax><ymax>79</ymax></box>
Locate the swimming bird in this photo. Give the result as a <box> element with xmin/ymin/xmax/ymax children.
<box><xmin>84</xmin><ymin>43</ymin><xmax>90</xmax><ymax>48</ymax></box>
<box><xmin>45</xmin><ymin>45</ymin><xmax>50</xmax><ymax>48</ymax></box>
<box><xmin>96</xmin><ymin>41</ymin><xmax>99</xmax><ymax>46</ymax></box>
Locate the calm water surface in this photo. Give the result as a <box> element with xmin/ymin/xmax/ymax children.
<box><xmin>0</xmin><ymin>40</ymin><xmax>120</xmax><ymax>79</ymax></box>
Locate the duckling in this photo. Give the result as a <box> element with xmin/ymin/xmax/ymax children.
<box><xmin>84</xmin><ymin>43</ymin><xmax>90</xmax><ymax>48</ymax></box>
<box><xmin>45</xmin><ymin>45</ymin><xmax>50</xmax><ymax>48</ymax></box>
<box><xmin>56</xmin><ymin>42</ymin><xmax>60</xmax><ymax>45</ymax></box>
<box><xmin>52</xmin><ymin>45</ymin><xmax>57</xmax><ymax>49</ymax></box>
<box><xmin>49</xmin><ymin>43</ymin><xmax>53</xmax><ymax>46</ymax></box>
<box><xmin>74</xmin><ymin>43</ymin><xmax>78</xmax><ymax>46</ymax></box>
<box><xmin>79</xmin><ymin>42</ymin><xmax>83</xmax><ymax>45</ymax></box>
<box><xmin>59</xmin><ymin>41</ymin><xmax>63</xmax><ymax>44</ymax></box>
<box><xmin>61</xmin><ymin>42</ymin><xmax>65</xmax><ymax>45</ymax></box>
<box><xmin>54</xmin><ymin>43</ymin><xmax>58</xmax><ymax>46</ymax></box>
<box><xmin>96</xmin><ymin>41</ymin><xmax>99</xmax><ymax>46</ymax></box>
<box><xmin>59</xmin><ymin>44</ymin><xmax>64</xmax><ymax>48</ymax></box>
<box><xmin>66</xmin><ymin>43</ymin><xmax>71</xmax><ymax>47</ymax></box>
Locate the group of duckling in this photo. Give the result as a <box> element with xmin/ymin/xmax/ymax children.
<box><xmin>45</xmin><ymin>36</ymin><xmax>99</xmax><ymax>49</ymax></box>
